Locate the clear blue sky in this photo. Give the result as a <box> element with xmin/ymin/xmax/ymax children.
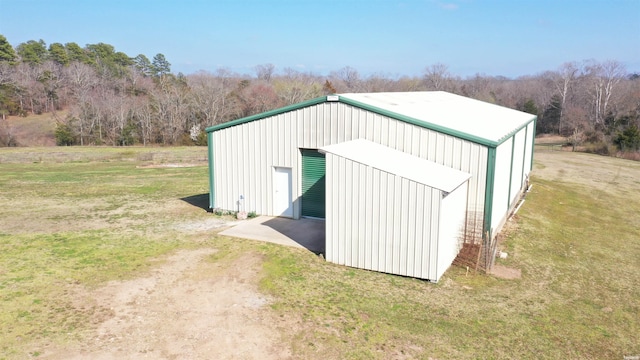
<box><xmin>1</xmin><ymin>0</ymin><xmax>638</xmax><ymax>78</ymax></box>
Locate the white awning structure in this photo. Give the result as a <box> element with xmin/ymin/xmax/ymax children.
<box><xmin>320</xmin><ymin>138</ymin><xmax>471</xmax><ymax>193</ymax></box>
<box><xmin>320</xmin><ymin>138</ymin><xmax>471</xmax><ymax>282</ymax></box>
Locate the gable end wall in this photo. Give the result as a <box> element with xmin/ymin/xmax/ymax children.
<box><xmin>211</xmin><ymin>102</ymin><xmax>489</xmax><ymax>241</ymax></box>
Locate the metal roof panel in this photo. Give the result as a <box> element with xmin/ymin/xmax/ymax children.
<box><xmin>320</xmin><ymin>139</ymin><xmax>471</xmax><ymax>193</ymax></box>
<box><xmin>338</xmin><ymin>91</ymin><xmax>536</xmax><ymax>144</ymax></box>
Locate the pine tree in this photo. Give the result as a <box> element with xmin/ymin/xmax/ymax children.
<box><xmin>0</xmin><ymin>35</ymin><xmax>17</xmax><ymax>63</ymax></box>
<box><xmin>48</xmin><ymin>42</ymin><xmax>69</xmax><ymax>65</ymax></box>
<box><xmin>133</xmin><ymin>54</ymin><xmax>152</xmax><ymax>76</ymax></box>
<box><xmin>16</xmin><ymin>39</ymin><xmax>47</xmax><ymax>64</ymax></box>
<box><xmin>151</xmin><ymin>53</ymin><xmax>171</xmax><ymax>77</ymax></box>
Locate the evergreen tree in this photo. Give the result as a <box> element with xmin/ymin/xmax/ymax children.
<box><xmin>0</xmin><ymin>35</ymin><xmax>17</xmax><ymax>63</ymax></box>
<box><xmin>65</xmin><ymin>42</ymin><xmax>91</xmax><ymax>64</ymax></box>
<box><xmin>86</xmin><ymin>42</ymin><xmax>116</xmax><ymax>62</ymax></box>
<box><xmin>16</xmin><ymin>39</ymin><xmax>48</xmax><ymax>64</ymax></box>
<box><xmin>48</xmin><ymin>42</ymin><xmax>69</xmax><ymax>65</ymax></box>
<box><xmin>54</xmin><ymin>121</ymin><xmax>76</xmax><ymax>146</ymax></box>
<box><xmin>539</xmin><ymin>95</ymin><xmax>562</xmax><ymax>134</ymax></box>
<box><xmin>521</xmin><ymin>99</ymin><xmax>539</xmax><ymax>116</ymax></box>
<box><xmin>614</xmin><ymin>124</ymin><xmax>640</xmax><ymax>151</ymax></box>
<box><xmin>85</xmin><ymin>43</ymin><xmax>132</xmax><ymax>77</ymax></box>
<box><xmin>151</xmin><ymin>53</ymin><xmax>171</xmax><ymax>76</ymax></box>
<box><xmin>133</xmin><ymin>54</ymin><xmax>152</xmax><ymax>76</ymax></box>
<box><xmin>113</xmin><ymin>51</ymin><xmax>133</xmax><ymax>67</ymax></box>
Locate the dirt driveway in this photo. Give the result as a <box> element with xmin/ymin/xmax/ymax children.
<box><xmin>39</xmin><ymin>248</ymin><xmax>293</xmax><ymax>359</ymax></box>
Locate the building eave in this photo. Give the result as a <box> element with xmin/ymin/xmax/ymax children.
<box><xmin>206</xmin><ymin>93</ymin><xmax>537</xmax><ymax>149</ymax></box>
<box><xmin>205</xmin><ymin>96</ymin><xmax>329</xmax><ymax>133</ymax></box>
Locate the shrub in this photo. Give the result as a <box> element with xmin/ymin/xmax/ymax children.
<box><xmin>584</xmin><ymin>142</ymin><xmax>613</xmax><ymax>156</ymax></box>
<box><xmin>118</xmin><ymin>121</ymin><xmax>137</xmax><ymax>146</ymax></box>
<box><xmin>0</xmin><ymin>119</ymin><xmax>17</xmax><ymax>147</ymax></box>
<box><xmin>582</xmin><ymin>129</ymin><xmax>604</xmax><ymax>143</ymax></box>
<box><xmin>212</xmin><ymin>208</ymin><xmax>224</xmax><ymax>216</ymax></box>
<box><xmin>212</xmin><ymin>208</ymin><xmax>235</xmax><ymax>217</ymax></box>
<box><xmin>177</xmin><ymin>133</ymin><xmax>194</xmax><ymax>146</ymax></box>
<box><xmin>194</xmin><ymin>130</ymin><xmax>207</xmax><ymax>146</ymax></box>
<box><xmin>616</xmin><ymin>151</ymin><xmax>640</xmax><ymax>161</ymax></box>
<box><xmin>54</xmin><ymin>121</ymin><xmax>76</xmax><ymax>146</ymax></box>
<box><xmin>177</xmin><ymin>129</ymin><xmax>207</xmax><ymax>146</ymax></box>
<box><xmin>614</xmin><ymin>124</ymin><xmax>640</xmax><ymax>152</ymax></box>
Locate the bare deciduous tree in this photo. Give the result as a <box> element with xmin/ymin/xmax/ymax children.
<box><xmin>274</xmin><ymin>68</ymin><xmax>322</xmax><ymax>105</ymax></box>
<box><xmin>188</xmin><ymin>70</ymin><xmax>234</xmax><ymax>127</ymax></box>
<box><xmin>2</xmin><ymin>43</ymin><xmax>638</xmax><ymax>151</ymax></box>
<box><xmin>240</xmin><ymin>82</ymin><xmax>281</xmax><ymax>116</ymax></box>
<box><xmin>254</xmin><ymin>63</ymin><xmax>275</xmax><ymax>82</ymax></box>
<box><xmin>0</xmin><ymin>62</ymin><xmax>13</xmax><ymax>86</ymax></box>
<box><xmin>330</xmin><ymin>66</ymin><xmax>361</xmax><ymax>92</ymax></box>
<box><xmin>550</xmin><ymin>62</ymin><xmax>579</xmax><ymax>134</ymax></box>
<box><xmin>63</xmin><ymin>62</ymin><xmax>99</xmax><ymax>145</ymax></box>
<box><xmin>131</xmin><ymin>97</ymin><xmax>153</xmax><ymax>146</ymax></box>
<box><xmin>423</xmin><ymin>63</ymin><xmax>456</xmax><ymax>92</ymax></box>
<box><xmin>150</xmin><ymin>80</ymin><xmax>190</xmax><ymax>144</ymax></box>
<box><xmin>583</xmin><ymin>59</ymin><xmax>626</xmax><ymax>127</ymax></box>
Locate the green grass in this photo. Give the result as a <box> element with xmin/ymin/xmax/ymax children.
<box><xmin>205</xmin><ymin>164</ymin><xmax>640</xmax><ymax>359</ymax></box>
<box><xmin>252</xmin><ymin>153</ymin><xmax>640</xmax><ymax>359</ymax></box>
<box><xmin>0</xmin><ymin>147</ymin><xmax>211</xmax><ymax>358</ymax></box>
<box><xmin>0</xmin><ymin>147</ymin><xmax>638</xmax><ymax>359</ymax></box>
<box><xmin>0</xmin><ymin>231</ymin><xmax>179</xmax><ymax>349</ymax></box>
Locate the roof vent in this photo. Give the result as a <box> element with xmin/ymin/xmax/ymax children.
<box><xmin>327</xmin><ymin>95</ymin><xmax>339</xmax><ymax>102</ymax></box>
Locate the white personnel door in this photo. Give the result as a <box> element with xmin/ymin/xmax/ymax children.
<box><xmin>273</xmin><ymin>167</ymin><xmax>293</xmax><ymax>217</ymax></box>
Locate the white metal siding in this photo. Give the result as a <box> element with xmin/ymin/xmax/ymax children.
<box><xmin>492</xmin><ymin>122</ymin><xmax>535</xmax><ymax>237</ymax></box>
<box><xmin>213</xmin><ymin>102</ymin><xmax>488</xmax><ymax>241</ymax></box>
<box><xmin>523</xmin><ymin>121</ymin><xmax>534</xmax><ymax>175</ymax></box>
<box><xmin>492</xmin><ymin>137</ymin><xmax>513</xmax><ymax>231</ymax></box>
<box><xmin>325</xmin><ymin>152</ymin><xmax>449</xmax><ymax>281</ymax></box>
<box><xmin>509</xmin><ymin>129</ymin><xmax>526</xmax><ymax>207</ymax></box>
<box><xmin>438</xmin><ymin>184</ymin><xmax>469</xmax><ymax>280</ymax></box>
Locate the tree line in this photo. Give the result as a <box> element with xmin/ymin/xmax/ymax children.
<box><xmin>0</xmin><ymin>35</ymin><xmax>639</xmax><ymax>153</ymax></box>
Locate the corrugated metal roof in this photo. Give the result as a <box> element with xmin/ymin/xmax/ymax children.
<box><xmin>206</xmin><ymin>91</ymin><xmax>536</xmax><ymax>147</ymax></box>
<box><xmin>319</xmin><ymin>139</ymin><xmax>471</xmax><ymax>193</ymax></box>
<box><xmin>338</xmin><ymin>91</ymin><xmax>536</xmax><ymax>144</ymax></box>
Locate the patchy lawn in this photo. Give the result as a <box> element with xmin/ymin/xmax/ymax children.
<box><xmin>0</xmin><ymin>147</ymin><xmax>638</xmax><ymax>359</ymax></box>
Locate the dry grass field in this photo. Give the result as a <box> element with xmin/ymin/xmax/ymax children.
<box><xmin>0</xmin><ymin>146</ymin><xmax>638</xmax><ymax>359</ymax></box>
<box><xmin>3</xmin><ymin>112</ymin><xmax>61</xmax><ymax>147</ymax></box>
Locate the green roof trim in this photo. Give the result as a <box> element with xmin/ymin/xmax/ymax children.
<box><xmin>522</xmin><ymin>123</ymin><xmax>530</xmax><ymax>181</ymax></box>
<box><xmin>494</xmin><ymin>115</ymin><xmax>537</xmax><ymax>147</ymax></box>
<box><xmin>337</xmin><ymin>96</ymin><xmax>501</xmax><ymax>148</ymax></box>
<box><xmin>205</xmin><ymin>96</ymin><xmax>328</xmax><ymax>133</ymax></box>
<box><xmin>206</xmin><ymin>94</ymin><xmax>537</xmax><ymax>149</ymax></box>
<box><xmin>507</xmin><ymin>134</ymin><xmax>516</xmax><ymax>211</ymax></box>
<box><xmin>483</xmin><ymin>147</ymin><xmax>497</xmax><ymax>241</ymax></box>
<box><xmin>530</xmin><ymin>118</ymin><xmax>537</xmax><ymax>171</ymax></box>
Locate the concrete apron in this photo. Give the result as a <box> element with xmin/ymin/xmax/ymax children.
<box><xmin>218</xmin><ymin>216</ymin><xmax>326</xmax><ymax>254</ymax></box>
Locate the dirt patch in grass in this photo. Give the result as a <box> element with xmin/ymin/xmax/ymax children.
<box><xmin>136</xmin><ymin>163</ymin><xmax>203</xmax><ymax>168</ymax></box>
<box><xmin>172</xmin><ymin>218</ymin><xmax>240</xmax><ymax>233</ymax></box>
<box><xmin>489</xmin><ymin>264</ymin><xmax>522</xmax><ymax>279</ymax></box>
<box><xmin>36</xmin><ymin>249</ymin><xmax>293</xmax><ymax>359</ymax></box>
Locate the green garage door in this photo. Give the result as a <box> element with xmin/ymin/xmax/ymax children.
<box><xmin>301</xmin><ymin>149</ymin><xmax>326</xmax><ymax>218</ymax></box>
